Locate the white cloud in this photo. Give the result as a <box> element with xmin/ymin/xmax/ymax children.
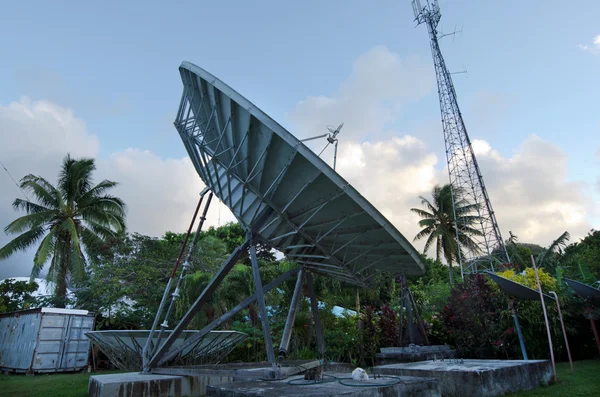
<box><xmin>579</xmin><ymin>34</ymin><xmax>600</xmax><ymax>55</ymax></box>
<box><xmin>288</xmin><ymin>45</ymin><xmax>433</xmax><ymax>144</ymax></box>
<box><xmin>289</xmin><ymin>47</ymin><xmax>597</xmax><ymax>260</ymax></box>
<box><xmin>2</xmin><ymin>45</ymin><xmax>598</xmax><ymax>280</ymax></box>
<box><xmin>0</xmin><ymin>98</ymin><xmax>233</xmax><ymax>280</ymax></box>
<box><xmin>97</xmin><ymin>149</ymin><xmax>235</xmax><ymax>238</ymax></box>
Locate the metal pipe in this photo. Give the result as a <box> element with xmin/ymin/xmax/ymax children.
<box><xmin>408</xmin><ymin>288</ymin><xmax>430</xmax><ymax>345</ymax></box>
<box><xmin>398</xmin><ymin>282</ymin><xmax>404</xmax><ymax>346</ymax></box>
<box><xmin>142</xmin><ymin>193</ymin><xmax>205</xmax><ymax>369</ymax></box>
<box><xmin>510</xmin><ymin>299</ymin><xmax>528</xmax><ymax>360</ymax></box>
<box><xmin>531</xmin><ymin>255</ymin><xmax>557</xmax><ymax>381</ymax></box>
<box><xmin>145</xmin><ymin>239</ymin><xmax>250</xmax><ymax>370</ymax></box>
<box><xmin>278</xmin><ymin>269</ymin><xmax>305</xmax><ymax>358</ymax></box>
<box><xmin>549</xmin><ymin>291</ymin><xmax>573</xmax><ymax>373</ymax></box>
<box><xmin>306</xmin><ymin>272</ymin><xmax>325</xmax><ymax>358</ymax></box>
<box><xmin>152</xmin><ymin>193</ymin><xmax>213</xmax><ymax>356</ymax></box>
<box><xmin>590</xmin><ymin>317</ymin><xmax>600</xmax><ymax>356</ymax></box>
<box><xmin>249</xmin><ymin>236</ymin><xmax>277</xmax><ymax>368</ymax></box>
<box><xmin>333</xmin><ymin>140</ymin><xmax>338</xmax><ymax>171</ymax></box>
<box><xmin>157</xmin><ymin>268</ymin><xmax>300</xmax><ymax>366</ymax></box>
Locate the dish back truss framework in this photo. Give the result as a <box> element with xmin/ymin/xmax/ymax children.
<box><xmin>141</xmin><ymin>62</ymin><xmax>425</xmax><ymax>375</ymax></box>
<box><xmin>87</xmin><ymin>330</ymin><xmax>246</xmax><ymax>371</ymax></box>
<box><xmin>413</xmin><ymin>0</ymin><xmax>509</xmax><ymax>275</ymax></box>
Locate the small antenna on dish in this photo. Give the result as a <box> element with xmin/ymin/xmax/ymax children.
<box><xmin>301</xmin><ymin>122</ymin><xmax>344</xmax><ymax>170</ymax></box>
<box><xmin>320</xmin><ymin>122</ymin><xmax>344</xmax><ymax>170</ymax></box>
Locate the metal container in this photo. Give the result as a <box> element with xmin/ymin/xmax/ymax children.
<box><xmin>0</xmin><ymin>307</ymin><xmax>95</xmax><ymax>373</ymax></box>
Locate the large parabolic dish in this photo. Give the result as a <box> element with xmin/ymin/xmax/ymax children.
<box><xmin>175</xmin><ymin>62</ymin><xmax>425</xmax><ymax>286</ymax></box>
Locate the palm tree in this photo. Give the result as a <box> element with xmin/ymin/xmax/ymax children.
<box><xmin>410</xmin><ymin>184</ymin><xmax>482</xmax><ymax>286</ymax></box>
<box><xmin>0</xmin><ymin>154</ymin><xmax>126</xmax><ymax>307</ymax></box>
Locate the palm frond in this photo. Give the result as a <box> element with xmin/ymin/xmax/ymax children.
<box><xmin>536</xmin><ymin>231</ymin><xmax>570</xmax><ymax>266</ymax></box>
<box><xmin>0</xmin><ymin>226</ymin><xmax>47</xmax><ymax>259</ymax></box>
<box><xmin>77</xmin><ymin>180</ymin><xmax>120</xmax><ymax>206</ymax></box>
<box><xmin>410</xmin><ymin>208</ymin><xmax>434</xmax><ymax>219</ymax></box>
<box><xmin>33</xmin><ymin>226</ymin><xmax>57</xmax><ymax>267</ymax></box>
<box><xmin>3</xmin><ymin>211</ymin><xmax>56</xmax><ymax>234</ymax></box>
<box><xmin>422</xmin><ymin>229</ymin><xmax>438</xmax><ymax>256</ymax></box>
<box><xmin>19</xmin><ymin>175</ymin><xmax>61</xmax><ymax>209</ymax></box>
<box><xmin>59</xmin><ymin>154</ymin><xmax>96</xmax><ymax>204</ymax></box>
<box><xmin>12</xmin><ymin>198</ymin><xmax>52</xmax><ymax>214</ymax></box>
<box><xmin>413</xmin><ymin>226</ymin><xmax>434</xmax><ymax>242</ymax></box>
<box><xmin>63</xmin><ymin>218</ymin><xmax>86</xmax><ymax>282</ymax></box>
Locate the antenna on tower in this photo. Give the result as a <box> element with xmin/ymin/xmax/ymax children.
<box><xmin>438</xmin><ymin>24</ymin><xmax>463</xmax><ymax>41</ymax></box>
<box><xmin>411</xmin><ymin>0</ymin><xmax>509</xmax><ymax>276</ymax></box>
<box><xmin>301</xmin><ymin>122</ymin><xmax>344</xmax><ymax>171</ymax></box>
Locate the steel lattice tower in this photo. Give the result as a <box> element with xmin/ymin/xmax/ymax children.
<box><xmin>412</xmin><ymin>0</ymin><xmax>509</xmax><ymax>276</ymax></box>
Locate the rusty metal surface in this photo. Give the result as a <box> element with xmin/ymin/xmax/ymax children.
<box><xmin>0</xmin><ymin>308</ymin><xmax>95</xmax><ymax>373</ymax></box>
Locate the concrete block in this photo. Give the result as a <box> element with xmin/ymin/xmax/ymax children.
<box><xmin>372</xmin><ymin>359</ymin><xmax>552</xmax><ymax>397</ymax></box>
<box><xmin>206</xmin><ymin>372</ymin><xmax>441</xmax><ymax>397</ymax></box>
<box><xmin>89</xmin><ymin>372</ymin><xmax>235</xmax><ymax>397</ymax></box>
<box><xmin>376</xmin><ymin>345</ymin><xmax>456</xmax><ymax>365</ymax></box>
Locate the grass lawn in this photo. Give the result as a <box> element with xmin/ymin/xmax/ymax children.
<box><xmin>1</xmin><ymin>361</ymin><xmax>598</xmax><ymax>397</ymax></box>
<box><xmin>507</xmin><ymin>359</ymin><xmax>600</xmax><ymax>397</ymax></box>
<box><xmin>0</xmin><ymin>370</ymin><xmax>120</xmax><ymax>397</ymax></box>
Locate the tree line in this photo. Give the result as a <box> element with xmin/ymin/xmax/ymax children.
<box><xmin>1</xmin><ymin>155</ymin><xmax>599</xmax><ymax>365</ymax></box>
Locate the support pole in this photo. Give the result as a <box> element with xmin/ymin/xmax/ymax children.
<box><xmin>306</xmin><ymin>272</ymin><xmax>325</xmax><ymax>358</ymax></box>
<box><xmin>408</xmin><ymin>288</ymin><xmax>430</xmax><ymax>345</ymax></box>
<box><xmin>333</xmin><ymin>140</ymin><xmax>338</xmax><ymax>171</ymax></box>
<box><xmin>157</xmin><ymin>268</ymin><xmax>299</xmax><ymax>366</ymax></box>
<box><xmin>531</xmin><ymin>255</ymin><xmax>557</xmax><ymax>381</ymax></box>
<box><xmin>152</xmin><ymin>192</ymin><xmax>213</xmax><ymax>356</ymax></box>
<box><xmin>142</xmin><ymin>191</ymin><xmax>207</xmax><ymax>368</ymax></box>
<box><xmin>249</xmin><ymin>235</ymin><xmax>277</xmax><ymax>368</ymax></box>
<box><xmin>549</xmin><ymin>291</ymin><xmax>573</xmax><ymax>373</ymax></box>
<box><xmin>510</xmin><ymin>299</ymin><xmax>528</xmax><ymax>360</ymax></box>
<box><xmin>145</xmin><ymin>240</ymin><xmax>250</xmax><ymax>371</ymax></box>
<box><xmin>405</xmin><ymin>291</ymin><xmax>415</xmax><ymax>344</ymax></box>
<box><xmin>398</xmin><ymin>278</ymin><xmax>404</xmax><ymax>346</ymax></box>
<box><xmin>590</xmin><ymin>317</ymin><xmax>600</xmax><ymax>356</ymax></box>
<box><xmin>278</xmin><ymin>268</ymin><xmax>305</xmax><ymax>359</ymax></box>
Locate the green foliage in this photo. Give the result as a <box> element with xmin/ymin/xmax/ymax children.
<box><xmin>0</xmin><ymin>279</ymin><xmax>39</xmax><ymax>313</ymax></box>
<box><xmin>0</xmin><ymin>154</ymin><xmax>126</xmax><ymax>307</ymax></box>
<box><xmin>440</xmin><ymin>274</ymin><xmax>515</xmax><ymax>358</ymax></box>
<box><xmin>497</xmin><ymin>268</ymin><xmax>557</xmax><ymax>292</ymax></box>
<box><xmin>561</xmin><ymin>230</ymin><xmax>600</xmax><ymax>280</ymax></box>
<box><xmin>410</xmin><ymin>184</ymin><xmax>482</xmax><ymax>286</ymax></box>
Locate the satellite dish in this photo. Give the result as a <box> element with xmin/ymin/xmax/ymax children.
<box><xmin>176</xmin><ymin>61</ymin><xmax>424</xmax><ymax>282</ymax></box>
<box><xmin>143</xmin><ymin>62</ymin><xmax>426</xmax><ymax>373</ymax></box>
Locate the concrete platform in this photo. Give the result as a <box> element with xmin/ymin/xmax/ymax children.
<box><xmin>88</xmin><ymin>361</ymin><xmax>324</xmax><ymax>397</ymax></box>
<box><xmin>89</xmin><ymin>372</ymin><xmax>236</xmax><ymax>397</ymax></box>
<box><xmin>376</xmin><ymin>345</ymin><xmax>456</xmax><ymax>365</ymax></box>
<box><xmin>371</xmin><ymin>359</ymin><xmax>552</xmax><ymax>397</ymax></box>
<box><xmin>206</xmin><ymin>372</ymin><xmax>441</xmax><ymax>397</ymax></box>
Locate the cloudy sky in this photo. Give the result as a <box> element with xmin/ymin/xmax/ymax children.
<box><xmin>1</xmin><ymin>0</ymin><xmax>599</xmax><ymax>279</ymax></box>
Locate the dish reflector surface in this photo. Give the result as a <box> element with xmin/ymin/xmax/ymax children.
<box><xmin>565</xmin><ymin>278</ymin><xmax>600</xmax><ymax>301</ymax></box>
<box><xmin>486</xmin><ymin>271</ymin><xmax>551</xmax><ymax>300</ymax></box>
<box><xmin>175</xmin><ymin>62</ymin><xmax>425</xmax><ymax>285</ymax></box>
<box><xmin>86</xmin><ymin>330</ymin><xmax>246</xmax><ymax>371</ymax></box>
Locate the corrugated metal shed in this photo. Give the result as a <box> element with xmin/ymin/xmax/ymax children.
<box><xmin>0</xmin><ymin>307</ymin><xmax>95</xmax><ymax>373</ymax></box>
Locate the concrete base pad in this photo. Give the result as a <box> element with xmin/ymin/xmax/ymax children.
<box><xmin>206</xmin><ymin>373</ymin><xmax>441</xmax><ymax>397</ymax></box>
<box><xmin>376</xmin><ymin>345</ymin><xmax>456</xmax><ymax>365</ymax></box>
<box><xmin>371</xmin><ymin>359</ymin><xmax>552</xmax><ymax>397</ymax></box>
<box><xmin>89</xmin><ymin>372</ymin><xmax>236</xmax><ymax>397</ymax></box>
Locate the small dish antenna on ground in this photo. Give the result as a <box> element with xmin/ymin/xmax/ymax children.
<box><xmin>301</xmin><ymin>122</ymin><xmax>344</xmax><ymax>170</ymax></box>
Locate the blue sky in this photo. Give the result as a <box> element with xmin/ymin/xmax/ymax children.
<box><xmin>1</xmin><ymin>0</ymin><xmax>598</xmax><ymax>161</ymax></box>
<box><xmin>0</xmin><ymin>0</ymin><xmax>599</xmax><ymax>278</ymax></box>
